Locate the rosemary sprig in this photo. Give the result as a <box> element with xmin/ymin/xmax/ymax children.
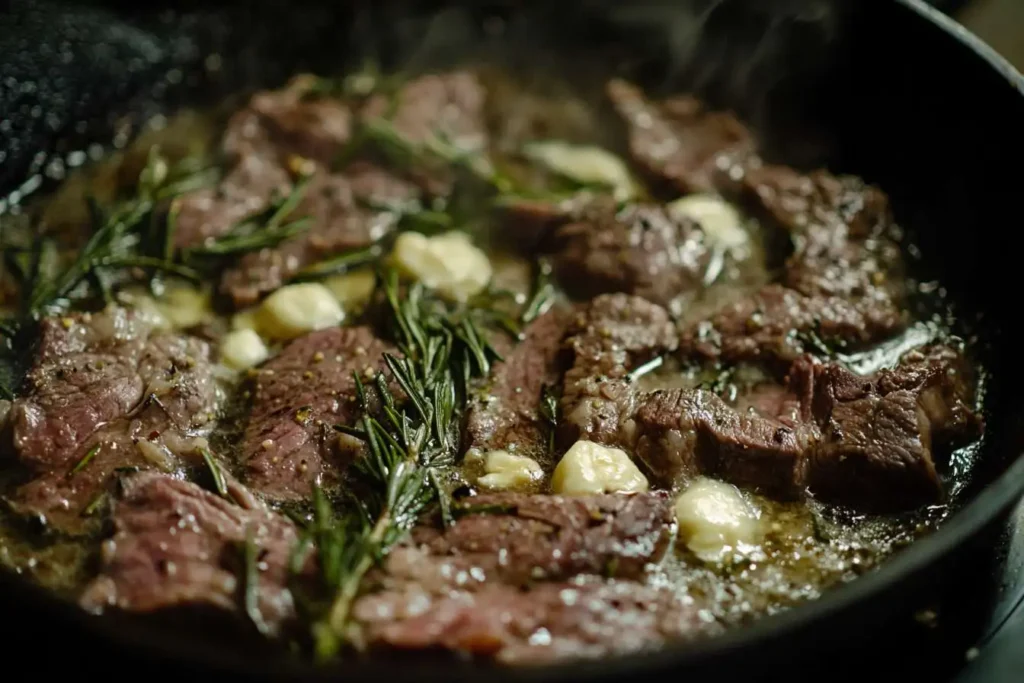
<box><xmin>241</xmin><ymin>527</ymin><xmax>271</xmax><ymax>636</ymax></box>
<box><xmin>67</xmin><ymin>444</ymin><xmax>101</xmax><ymax>478</ymax></box>
<box><xmin>290</xmin><ymin>241</ymin><xmax>386</xmax><ymax>283</ymax></box>
<box><xmin>362</xmin><ymin>117</ymin><xmax>515</xmax><ymax>194</ymax></box>
<box><xmin>24</xmin><ymin>149</ymin><xmax>216</xmax><ymax>320</ymax></box>
<box><xmin>184</xmin><ymin>174</ymin><xmax>313</xmax><ymax>262</ymax></box>
<box><xmin>307</xmin><ymin>267</ymin><xmax>502</xmax><ymax>659</ymax></box>
<box><xmin>199</xmin><ymin>447</ymin><xmax>229</xmax><ymax>498</ymax></box>
<box><xmin>539</xmin><ymin>383</ymin><xmax>559</xmax><ymax>454</ymax></box>
<box><xmin>521</xmin><ymin>258</ymin><xmax>556</xmax><ymax>326</ymax></box>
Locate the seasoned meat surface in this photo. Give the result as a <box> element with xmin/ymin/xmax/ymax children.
<box><xmin>174</xmin><ymin>75</ymin><xmax>350</xmax><ymax>250</ymax></box>
<box><xmin>362</xmin><ymin>70</ymin><xmax>490</xmax><ymax>197</ymax></box>
<box><xmin>558</xmin><ymin>294</ymin><xmax>678</xmax><ymax>448</ymax></box>
<box><xmin>241</xmin><ymin>326</ymin><xmax>397</xmax><ymax>502</ymax></box>
<box><xmin>463</xmin><ymin>306</ymin><xmax>573</xmax><ymax>460</ymax></box>
<box><xmin>353</xmin><ymin>491</ymin><xmax>708</xmax><ymax>663</ymax></box>
<box><xmin>80</xmin><ymin>472</ymin><xmax>300</xmax><ymax>634</ymax></box>
<box><xmin>538</xmin><ymin>197</ymin><xmax>712</xmax><ymax>307</ymax></box>
<box><xmin>606</xmin><ymin>78</ymin><xmax>756</xmax><ymax>195</ymax></box>
<box><xmin>219</xmin><ymin>162</ymin><xmax>417</xmax><ymax>307</ymax></box>
<box><xmin>799</xmin><ymin>345</ymin><xmax>983</xmax><ymax>511</ymax></box>
<box><xmin>5</xmin><ymin>308</ymin><xmax>219</xmax><ymax>532</ymax></box>
<box><xmin>680</xmin><ymin>165</ymin><xmax>906</xmax><ymax>369</ymax></box>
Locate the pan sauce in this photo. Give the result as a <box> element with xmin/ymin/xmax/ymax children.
<box><xmin>0</xmin><ymin>60</ymin><xmax>987</xmax><ymax>662</ymax></box>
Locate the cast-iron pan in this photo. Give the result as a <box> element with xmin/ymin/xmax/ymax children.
<box><xmin>2</xmin><ymin>0</ymin><xmax>1024</xmax><ymax>680</ymax></box>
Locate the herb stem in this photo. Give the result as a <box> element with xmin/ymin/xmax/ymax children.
<box><xmin>318</xmin><ymin>510</ymin><xmax>391</xmax><ymax>659</ymax></box>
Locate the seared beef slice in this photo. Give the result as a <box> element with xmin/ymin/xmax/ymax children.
<box><xmin>174</xmin><ymin>75</ymin><xmax>352</xmax><ymax>249</ymax></box>
<box><xmin>557</xmin><ymin>296</ymin><xmax>979</xmax><ymax>509</ymax></box>
<box><xmin>606</xmin><ymin>78</ymin><xmax>756</xmax><ymax>195</ymax></box>
<box><xmin>558</xmin><ymin>294</ymin><xmax>678</xmax><ymax>448</ymax></box>
<box><xmin>353</xmin><ymin>492</ymin><xmax>711</xmax><ymax>663</ymax></box>
<box><xmin>80</xmin><ymin>472</ymin><xmax>299</xmax><ymax>634</ymax></box>
<box><xmin>682</xmin><ymin>167</ymin><xmax>906</xmax><ymax>367</ymax></box>
<box><xmin>219</xmin><ymin>162</ymin><xmax>418</xmax><ymax>307</ymax></box>
<box><xmin>362</xmin><ymin>70</ymin><xmax>490</xmax><ymax>198</ymax></box>
<box><xmin>463</xmin><ymin>306</ymin><xmax>573</xmax><ymax>460</ymax></box>
<box><xmin>6</xmin><ymin>308</ymin><xmax>219</xmax><ymax>532</ymax></box>
<box><xmin>242</xmin><ymin>326</ymin><xmax>397</xmax><ymax>502</ymax></box>
<box><xmin>538</xmin><ymin>197</ymin><xmax>713</xmax><ymax>308</ymax></box>
<box><xmin>800</xmin><ymin>345</ymin><xmax>983</xmax><ymax>511</ymax></box>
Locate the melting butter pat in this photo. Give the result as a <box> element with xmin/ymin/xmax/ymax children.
<box><xmin>220</xmin><ymin>328</ymin><xmax>269</xmax><ymax>370</ymax></box>
<box><xmin>674</xmin><ymin>477</ymin><xmax>762</xmax><ymax>561</ymax></box>
<box><xmin>551</xmin><ymin>440</ymin><xmax>648</xmax><ymax>495</ymax></box>
<box><xmin>256</xmin><ymin>282</ymin><xmax>344</xmax><ymax>340</ymax></box>
<box><xmin>668</xmin><ymin>194</ymin><xmax>748</xmax><ymax>253</ymax></box>
<box><xmin>392</xmin><ymin>231</ymin><xmax>492</xmax><ymax>302</ymax></box>
<box><xmin>523</xmin><ymin>141</ymin><xmax>641</xmax><ymax>201</ymax></box>
<box><xmin>477</xmin><ymin>451</ymin><xmax>543</xmax><ymax>491</ymax></box>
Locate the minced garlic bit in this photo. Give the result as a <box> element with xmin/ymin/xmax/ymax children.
<box><xmin>551</xmin><ymin>440</ymin><xmax>648</xmax><ymax>495</ymax></box>
<box><xmin>392</xmin><ymin>230</ymin><xmax>492</xmax><ymax>302</ymax></box>
<box><xmin>674</xmin><ymin>477</ymin><xmax>763</xmax><ymax>562</ymax></box>
<box><xmin>256</xmin><ymin>282</ymin><xmax>344</xmax><ymax>340</ymax></box>
<box><xmin>477</xmin><ymin>451</ymin><xmax>543</xmax><ymax>491</ymax></box>
<box><xmin>219</xmin><ymin>329</ymin><xmax>269</xmax><ymax>371</ymax></box>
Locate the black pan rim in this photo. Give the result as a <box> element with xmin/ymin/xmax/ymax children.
<box><xmin>5</xmin><ymin>0</ymin><xmax>1024</xmax><ymax>679</ymax></box>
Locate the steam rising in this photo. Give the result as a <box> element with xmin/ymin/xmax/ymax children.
<box><xmin>359</xmin><ymin>0</ymin><xmax>848</xmax><ymax>166</ymax></box>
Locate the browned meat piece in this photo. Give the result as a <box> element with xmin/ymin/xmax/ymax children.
<box><xmin>414</xmin><ymin>492</ymin><xmax>674</xmax><ymax>583</ymax></box>
<box><xmin>219</xmin><ymin>162</ymin><xmax>418</xmax><ymax>307</ymax></box>
<box><xmin>362</xmin><ymin>70</ymin><xmax>489</xmax><ymax>198</ymax></box>
<box><xmin>741</xmin><ymin>165</ymin><xmax>893</xmax><ymax>241</ymax></box>
<box><xmin>80</xmin><ymin>472</ymin><xmax>301</xmax><ymax>635</ymax></box>
<box><xmin>556</xmin><ymin>296</ymin><xmax>980</xmax><ymax>510</ymax></box>
<box><xmin>801</xmin><ymin>345</ymin><xmax>983</xmax><ymax>511</ymax></box>
<box><xmin>678</xmin><ymin>163</ymin><xmax>906</xmax><ymax>369</ymax></box>
<box><xmin>606</xmin><ymin>78</ymin><xmax>756</xmax><ymax>195</ymax></box>
<box><xmin>353</xmin><ymin>491</ymin><xmax>709</xmax><ymax>663</ymax></box>
<box><xmin>9</xmin><ymin>309</ymin><xmax>152</xmax><ymax>469</ymax></box>
<box><xmin>175</xmin><ymin>75</ymin><xmax>353</xmax><ymax>250</ymax></box>
<box><xmin>223</xmin><ymin>75</ymin><xmax>353</xmax><ymax>166</ymax></box>
<box><xmin>5</xmin><ymin>308</ymin><xmax>219</xmax><ymax>532</ymax></box>
<box><xmin>633</xmin><ymin>388</ymin><xmax>815</xmax><ymax>498</ymax></box>
<box><xmin>529</xmin><ymin>197</ymin><xmax>712</xmax><ymax>308</ymax></box>
<box><xmin>357</xmin><ymin>579</ymin><xmax>708</xmax><ymax>665</ymax></box>
<box><xmin>173</xmin><ymin>153</ymin><xmax>293</xmax><ymax>251</ymax></box>
<box><xmin>241</xmin><ymin>326</ymin><xmax>397</xmax><ymax>502</ymax></box>
<box><xmin>462</xmin><ymin>306</ymin><xmax>573</xmax><ymax>461</ymax></box>
<box><xmin>681</xmin><ymin>284</ymin><xmax>906</xmax><ymax>371</ymax></box>
<box><xmin>558</xmin><ymin>294</ymin><xmax>677</xmax><ymax>448</ymax></box>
